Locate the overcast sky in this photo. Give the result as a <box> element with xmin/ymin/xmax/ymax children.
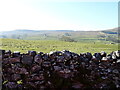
<box><xmin>0</xmin><ymin>0</ymin><xmax>118</xmax><ymax>31</ymax></box>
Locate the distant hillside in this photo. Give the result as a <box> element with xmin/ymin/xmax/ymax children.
<box><xmin>101</xmin><ymin>27</ymin><xmax>119</xmax><ymax>34</ymax></box>
<box><xmin>0</xmin><ymin>28</ymin><xmax>119</xmax><ymax>43</ymax></box>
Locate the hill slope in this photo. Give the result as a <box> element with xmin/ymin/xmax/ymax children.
<box><xmin>0</xmin><ymin>27</ymin><xmax>119</xmax><ymax>42</ymax></box>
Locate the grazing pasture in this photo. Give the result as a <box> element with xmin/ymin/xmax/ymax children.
<box><xmin>0</xmin><ymin>38</ymin><xmax>118</xmax><ymax>54</ymax></box>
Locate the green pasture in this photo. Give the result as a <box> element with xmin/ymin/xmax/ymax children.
<box><xmin>0</xmin><ymin>38</ymin><xmax>118</xmax><ymax>54</ymax></box>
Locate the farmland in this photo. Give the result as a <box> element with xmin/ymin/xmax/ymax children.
<box><xmin>0</xmin><ymin>27</ymin><xmax>119</xmax><ymax>54</ymax></box>
<box><xmin>0</xmin><ymin>38</ymin><xmax>118</xmax><ymax>54</ymax></box>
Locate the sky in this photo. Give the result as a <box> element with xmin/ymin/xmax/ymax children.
<box><xmin>0</xmin><ymin>0</ymin><xmax>118</xmax><ymax>31</ymax></box>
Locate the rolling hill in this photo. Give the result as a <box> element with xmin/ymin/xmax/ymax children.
<box><xmin>0</xmin><ymin>27</ymin><xmax>119</xmax><ymax>43</ymax></box>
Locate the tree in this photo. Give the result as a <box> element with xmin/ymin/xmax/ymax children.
<box><xmin>59</xmin><ymin>36</ymin><xmax>76</xmax><ymax>42</ymax></box>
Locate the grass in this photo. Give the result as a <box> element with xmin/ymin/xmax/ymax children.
<box><xmin>0</xmin><ymin>38</ymin><xmax>118</xmax><ymax>54</ymax></box>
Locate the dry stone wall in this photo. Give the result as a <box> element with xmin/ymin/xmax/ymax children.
<box><xmin>1</xmin><ymin>50</ymin><xmax>120</xmax><ymax>89</ymax></box>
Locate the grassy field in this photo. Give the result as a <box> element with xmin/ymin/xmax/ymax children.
<box><xmin>0</xmin><ymin>38</ymin><xmax>118</xmax><ymax>54</ymax></box>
